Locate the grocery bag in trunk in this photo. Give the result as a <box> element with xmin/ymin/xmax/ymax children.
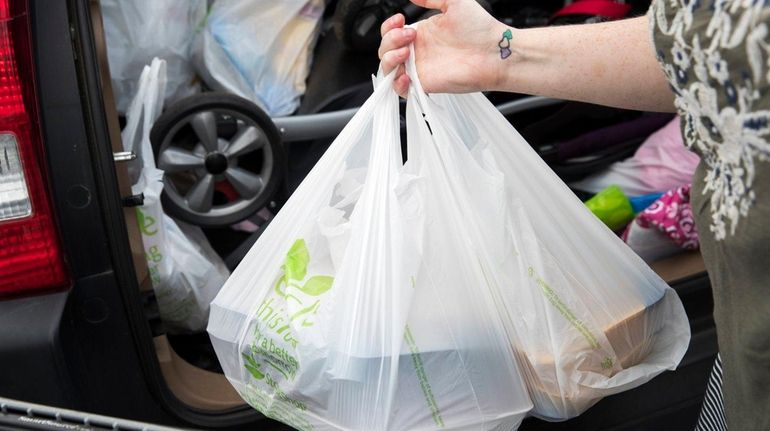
<box><xmin>193</xmin><ymin>0</ymin><xmax>324</xmax><ymax>117</ymax></box>
<box><xmin>101</xmin><ymin>0</ymin><xmax>205</xmax><ymax>113</ymax></box>
<box><xmin>208</xmin><ymin>68</ymin><xmax>533</xmax><ymax>430</ymax></box>
<box><xmin>124</xmin><ymin>58</ymin><xmax>229</xmax><ymax>333</ymax></box>
<box><xmin>402</xmin><ymin>47</ymin><xmax>690</xmax><ymax>421</ymax></box>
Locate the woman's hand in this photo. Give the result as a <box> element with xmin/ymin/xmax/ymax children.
<box><xmin>378</xmin><ymin>0</ymin><xmax>506</xmax><ymax>97</ymax></box>
<box><xmin>379</xmin><ymin>2</ymin><xmax>674</xmax><ymax>111</ymax></box>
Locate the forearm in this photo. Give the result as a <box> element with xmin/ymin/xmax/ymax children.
<box><xmin>491</xmin><ymin>16</ymin><xmax>675</xmax><ymax>112</ymax></box>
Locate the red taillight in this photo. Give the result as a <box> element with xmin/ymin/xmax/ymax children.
<box><xmin>0</xmin><ymin>0</ymin><xmax>69</xmax><ymax>298</ymax></box>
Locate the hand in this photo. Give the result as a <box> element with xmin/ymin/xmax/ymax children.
<box><xmin>378</xmin><ymin>0</ymin><xmax>506</xmax><ymax>97</ymax></box>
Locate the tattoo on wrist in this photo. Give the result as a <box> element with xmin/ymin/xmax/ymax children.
<box><xmin>498</xmin><ymin>29</ymin><xmax>512</xmax><ymax>59</ymax></box>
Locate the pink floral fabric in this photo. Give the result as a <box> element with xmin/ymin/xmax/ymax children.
<box><xmin>623</xmin><ymin>184</ymin><xmax>699</xmax><ymax>250</ymax></box>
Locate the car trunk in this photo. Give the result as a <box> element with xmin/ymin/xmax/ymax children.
<box><xmin>68</xmin><ymin>0</ymin><xmax>271</xmax><ymax>428</ymax></box>
<box><xmin>81</xmin><ymin>0</ymin><xmax>717</xmax><ymax>429</ymax></box>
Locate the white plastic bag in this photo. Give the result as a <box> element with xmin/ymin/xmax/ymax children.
<box><xmin>402</xmin><ymin>50</ymin><xmax>690</xmax><ymax>420</ymax></box>
<box><xmin>208</xmin><ymin>67</ymin><xmax>533</xmax><ymax>430</ymax></box>
<box><xmin>101</xmin><ymin>0</ymin><xmax>205</xmax><ymax>113</ymax></box>
<box><xmin>210</xmin><ymin>42</ymin><xmax>690</xmax><ymax>429</ymax></box>
<box><xmin>193</xmin><ymin>0</ymin><xmax>324</xmax><ymax>116</ymax></box>
<box><xmin>126</xmin><ymin>58</ymin><xmax>229</xmax><ymax>333</ymax></box>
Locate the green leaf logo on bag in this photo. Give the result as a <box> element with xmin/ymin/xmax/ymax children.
<box><xmin>275</xmin><ymin>239</ymin><xmax>334</xmax><ymax>307</ymax></box>
<box><xmin>243</xmin><ymin>352</ymin><xmax>265</xmax><ymax>380</ymax></box>
<box><xmin>283</xmin><ymin>239</ymin><xmax>309</xmax><ymax>281</ymax></box>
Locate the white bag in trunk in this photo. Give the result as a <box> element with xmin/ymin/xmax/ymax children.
<box><xmin>193</xmin><ymin>0</ymin><xmax>324</xmax><ymax>117</ymax></box>
<box><xmin>101</xmin><ymin>0</ymin><xmax>205</xmax><ymax>113</ymax></box>
<box><xmin>125</xmin><ymin>58</ymin><xmax>229</xmax><ymax>333</ymax></box>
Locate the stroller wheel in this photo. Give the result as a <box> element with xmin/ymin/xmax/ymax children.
<box><xmin>150</xmin><ymin>93</ymin><xmax>285</xmax><ymax>227</ymax></box>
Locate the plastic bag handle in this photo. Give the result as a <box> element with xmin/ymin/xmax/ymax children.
<box><xmin>404</xmin><ymin>25</ymin><xmax>435</xmax><ymax>118</ymax></box>
<box><xmin>140</xmin><ymin>58</ymin><xmax>168</xmax><ymax>170</ymax></box>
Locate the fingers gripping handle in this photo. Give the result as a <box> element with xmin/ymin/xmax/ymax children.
<box><xmin>403</xmin><ymin>25</ymin><xmax>433</xmax><ymax>116</ymax></box>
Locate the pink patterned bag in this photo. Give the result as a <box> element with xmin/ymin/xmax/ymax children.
<box><xmin>623</xmin><ymin>184</ymin><xmax>699</xmax><ymax>262</ymax></box>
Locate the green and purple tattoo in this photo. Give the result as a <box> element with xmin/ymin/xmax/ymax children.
<box><xmin>498</xmin><ymin>29</ymin><xmax>512</xmax><ymax>59</ymax></box>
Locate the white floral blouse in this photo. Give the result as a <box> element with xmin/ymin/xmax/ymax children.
<box><xmin>650</xmin><ymin>0</ymin><xmax>770</xmax><ymax>240</ymax></box>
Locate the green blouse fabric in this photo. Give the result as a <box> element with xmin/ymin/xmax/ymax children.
<box><xmin>649</xmin><ymin>1</ymin><xmax>770</xmax><ymax>429</ymax></box>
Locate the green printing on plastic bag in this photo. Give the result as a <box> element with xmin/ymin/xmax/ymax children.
<box><xmin>241</xmin><ymin>384</ymin><xmax>314</xmax><ymax>431</ymax></box>
<box><xmin>275</xmin><ymin>239</ymin><xmax>334</xmax><ymax>311</ymax></box>
<box><xmin>404</xmin><ymin>325</ymin><xmax>445</xmax><ymax>428</ymax></box>
<box><xmin>528</xmin><ymin>266</ymin><xmax>615</xmax><ymax>370</ymax></box>
<box><xmin>242</xmin><ymin>238</ymin><xmax>334</xmax><ymax>381</ymax></box>
<box><xmin>237</xmin><ymin>238</ymin><xmax>339</xmax><ymax>430</ymax></box>
<box><xmin>136</xmin><ymin>207</ymin><xmax>158</xmax><ymax>236</ymax></box>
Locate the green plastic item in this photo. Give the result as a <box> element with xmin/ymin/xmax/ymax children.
<box><xmin>584</xmin><ymin>185</ymin><xmax>635</xmax><ymax>231</ymax></box>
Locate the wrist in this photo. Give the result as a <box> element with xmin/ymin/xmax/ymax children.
<box><xmin>491</xmin><ymin>26</ymin><xmax>552</xmax><ymax>94</ymax></box>
<box><xmin>484</xmin><ymin>24</ymin><xmax>519</xmax><ymax>91</ymax></box>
